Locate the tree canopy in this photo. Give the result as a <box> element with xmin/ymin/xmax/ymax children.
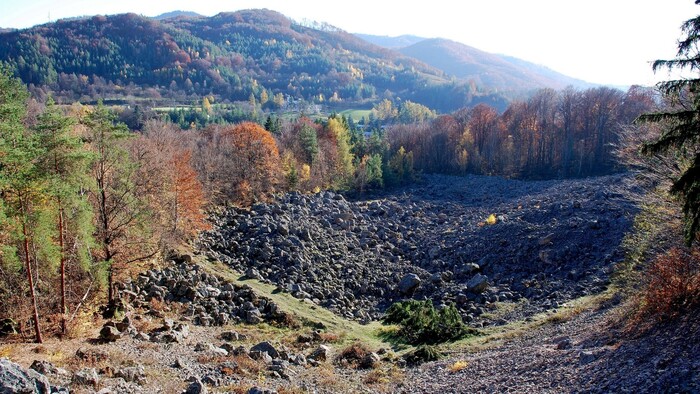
<box><xmin>638</xmin><ymin>1</ymin><xmax>700</xmax><ymax>245</ymax></box>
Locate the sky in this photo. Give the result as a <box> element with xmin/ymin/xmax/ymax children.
<box><xmin>0</xmin><ymin>0</ymin><xmax>697</xmax><ymax>87</ymax></box>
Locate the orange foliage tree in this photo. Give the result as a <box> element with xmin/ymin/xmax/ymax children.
<box><xmin>169</xmin><ymin>149</ymin><xmax>209</xmax><ymax>240</ymax></box>
<box><xmin>215</xmin><ymin>122</ymin><xmax>280</xmax><ymax>203</ymax></box>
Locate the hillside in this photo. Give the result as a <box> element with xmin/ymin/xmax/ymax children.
<box><xmin>355</xmin><ymin>33</ymin><xmax>426</xmax><ymax>49</ymax></box>
<box><xmin>399</xmin><ymin>38</ymin><xmax>591</xmax><ymax>92</ymax></box>
<box><xmin>0</xmin><ymin>10</ymin><xmax>505</xmax><ymax>112</ymax></box>
<box><xmin>153</xmin><ymin>10</ymin><xmax>204</xmax><ymax>20</ymax></box>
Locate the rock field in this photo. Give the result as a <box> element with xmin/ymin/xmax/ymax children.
<box><xmin>201</xmin><ymin>173</ymin><xmax>637</xmax><ymax>324</ymax></box>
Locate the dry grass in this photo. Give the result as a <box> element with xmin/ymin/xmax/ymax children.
<box><xmin>318</xmin><ymin>331</ymin><xmax>343</xmax><ymax>343</ymax></box>
<box><xmin>232</xmin><ymin>354</ymin><xmax>265</xmax><ymax>376</ymax></box>
<box><xmin>362</xmin><ymin>364</ymin><xmax>405</xmax><ymax>390</ymax></box>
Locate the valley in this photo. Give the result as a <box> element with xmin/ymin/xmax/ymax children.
<box><xmin>1</xmin><ymin>3</ymin><xmax>700</xmax><ymax>394</ymax></box>
<box><xmin>2</xmin><ymin>174</ymin><xmax>675</xmax><ymax>394</ymax></box>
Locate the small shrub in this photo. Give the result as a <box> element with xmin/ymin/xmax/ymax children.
<box><xmin>485</xmin><ymin>214</ymin><xmax>497</xmax><ymax>225</ymax></box>
<box><xmin>383</xmin><ymin>300</ymin><xmax>473</xmax><ymax>344</ymax></box>
<box><xmin>403</xmin><ymin>345</ymin><xmax>442</xmax><ymax>365</ymax></box>
<box><xmin>335</xmin><ymin>342</ymin><xmax>369</xmax><ymax>368</ymax></box>
<box><xmin>318</xmin><ymin>331</ymin><xmax>342</xmax><ymax>343</ymax></box>
<box><xmin>447</xmin><ymin>359</ymin><xmax>469</xmax><ymax>373</ymax></box>
<box><xmin>635</xmin><ymin>247</ymin><xmax>700</xmax><ymax>322</ymax></box>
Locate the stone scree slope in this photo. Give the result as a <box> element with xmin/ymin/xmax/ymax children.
<box><xmin>200</xmin><ymin>174</ymin><xmax>636</xmax><ymax>324</ymax></box>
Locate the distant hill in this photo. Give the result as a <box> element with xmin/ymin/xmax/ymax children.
<box><xmin>355</xmin><ymin>34</ymin><xmax>426</xmax><ymax>49</ymax></box>
<box><xmin>399</xmin><ymin>38</ymin><xmax>592</xmax><ymax>92</ymax></box>
<box><xmin>0</xmin><ymin>10</ymin><xmax>511</xmax><ymax>112</ymax></box>
<box><xmin>153</xmin><ymin>11</ymin><xmax>204</xmax><ymax>20</ymax></box>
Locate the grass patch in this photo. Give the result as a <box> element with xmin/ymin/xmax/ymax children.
<box><xmin>195</xmin><ymin>258</ymin><xmax>391</xmax><ymax>350</ymax></box>
<box><xmin>338</xmin><ymin>109</ymin><xmax>371</xmax><ymax>122</ymax></box>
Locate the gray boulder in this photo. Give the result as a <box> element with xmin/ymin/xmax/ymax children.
<box><xmin>467</xmin><ymin>274</ymin><xmax>489</xmax><ymax>294</ymax></box>
<box><xmin>183</xmin><ymin>377</ymin><xmax>207</xmax><ymax>394</ymax></box>
<box><xmin>398</xmin><ymin>273</ymin><xmax>421</xmax><ymax>295</ymax></box>
<box><xmin>72</xmin><ymin>367</ymin><xmax>99</xmax><ymax>387</ymax></box>
<box><xmin>115</xmin><ymin>366</ymin><xmax>147</xmax><ymax>385</ymax></box>
<box><xmin>99</xmin><ymin>324</ymin><xmax>122</xmax><ymax>342</ymax></box>
<box><xmin>309</xmin><ymin>345</ymin><xmax>330</xmax><ymax>362</ymax></box>
<box><xmin>0</xmin><ymin>358</ymin><xmax>51</xmax><ymax>394</ymax></box>
<box><xmin>250</xmin><ymin>341</ymin><xmax>279</xmax><ymax>359</ymax></box>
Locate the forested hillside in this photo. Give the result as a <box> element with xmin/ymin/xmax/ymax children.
<box><xmin>399</xmin><ymin>38</ymin><xmax>592</xmax><ymax>93</ymax></box>
<box><xmin>0</xmin><ymin>10</ymin><xmax>507</xmax><ymax>112</ymax></box>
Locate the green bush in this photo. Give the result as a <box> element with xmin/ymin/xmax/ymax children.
<box><xmin>383</xmin><ymin>300</ymin><xmax>473</xmax><ymax>344</ymax></box>
<box><xmin>403</xmin><ymin>345</ymin><xmax>442</xmax><ymax>365</ymax></box>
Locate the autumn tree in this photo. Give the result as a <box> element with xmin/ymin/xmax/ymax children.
<box><xmin>82</xmin><ymin>102</ymin><xmax>155</xmax><ymax>302</ymax></box>
<box><xmin>326</xmin><ymin>117</ymin><xmax>354</xmax><ymax>188</ymax></box>
<box><xmin>196</xmin><ymin>122</ymin><xmax>280</xmax><ymax>204</ymax></box>
<box><xmin>138</xmin><ymin>120</ymin><xmax>209</xmax><ymax>249</ymax></box>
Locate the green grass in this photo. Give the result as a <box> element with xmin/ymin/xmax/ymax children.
<box><xmin>195</xmin><ymin>255</ymin><xmax>619</xmax><ymax>358</ymax></box>
<box><xmin>196</xmin><ymin>258</ymin><xmax>392</xmax><ymax>350</ymax></box>
<box><xmin>339</xmin><ymin>109</ymin><xmax>371</xmax><ymax>122</ymax></box>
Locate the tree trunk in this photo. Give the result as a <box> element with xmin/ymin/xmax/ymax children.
<box><xmin>58</xmin><ymin>204</ymin><xmax>66</xmax><ymax>335</ymax></box>
<box><xmin>21</xmin><ymin>206</ymin><xmax>43</xmax><ymax>344</ymax></box>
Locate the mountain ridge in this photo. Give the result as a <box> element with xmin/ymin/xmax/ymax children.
<box><xmin>398</xmin><ymin>37</ymin><xmax>592</xmax><ymax>92</ymax></box>
<box><xmin>0</xmin><ymin>9</ymin><xmax>586</xmax><ymax>111</ymax></box>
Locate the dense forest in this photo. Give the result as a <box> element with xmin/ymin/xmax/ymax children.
<box><xmin>0</xmin><ymin>10</ymin><xmax>509</xmax><ymax>112</ymax></box>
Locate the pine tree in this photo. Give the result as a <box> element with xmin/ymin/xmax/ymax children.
<box><xmin>35</xmin><ymin>97</ymin><xmax>94</xmax><ymax>334</ymax></box>
<box><xmin>0</xmin><ymin>66</ymin><xmax>46</xmax><ymax>342</ymax></box>
<box><xmin>639</xmin><ymin>2</ymin><xmax>700</xmax><ymax>245</ymax></box>
<box><xmin>299</xmin><ymin>123</ymin><xmax>319</xmax><ymax>164</ymax></box>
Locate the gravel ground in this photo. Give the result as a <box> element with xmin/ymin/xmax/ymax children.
<box><xmin>399</xmin><ymin>304</ymin><xmax>700</xmax><ymax>394</ymax></box>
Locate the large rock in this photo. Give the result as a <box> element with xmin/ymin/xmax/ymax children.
<box><xmin>116</xmin><ymin>366</ymin><xmax>147</xmax><ymax>385</ymax></box>
<box><xmin>250</xmin><ymin>341</ymin><xmax>279</xmax><ymax>359</ymax></box>
<box><xmin>99</xmin><ymin>324</ymin><xmax>122</xmax><ymax>342</ymax></box>
<box><xmin>309</xmin><ymin>345</ymin><xmax>330</xmax><ymax>362</ymax></box>
<box><xmin>183</xmin><ymin>377</ymin><xmax>207</xmax><ymax>394</ymax></box>
<box><xmin>467</xmin><ymin>274</ymin><xmax>489</xmax><ymax>294</ymax></box>
<box><xmin>0</xmin><ymin>358</ymin><xmax>51</xmax><ymax>394</ymax></box>
<box><xmin>72</xmin><ymin>368</ymin><xmax>99</xmax><ymax>387</ymax></box>
<box><xmin>398</xmin><ymin>273</ymin><xmax>421</xmax><ymax>295</ymax></box>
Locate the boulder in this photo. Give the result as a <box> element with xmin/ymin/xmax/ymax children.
<box><xmin>360</xmin><ymin>352</ymin><xmax>381</xmax><ymax>369</ymax></box>
<box><xmin>72</xmin><ymin>368</ymin><xmax>99</xmax><ymax>387</ymax></box>
<box><xmin>248</xmin><ymin>387</ymin><xmax>278</xmax><ymax>394</ymax></box>
<box><xmin>29</xmin><ymin>360</ymin><xmax>57</xmax><ymax>376</ymax></box>
<box><xmin>398</xmin><ymin>273</ymin><xmax>421</xmax><ymax>295</ymax></box>
<box><xmin>250</xmin><ymin>341</ymin><xmax>279</xmax><ymax>359</ymax></box>
<box><xmin>183</xmin><ymin>377</ymin><xmax>207</xmax><ymax>394</ymax></box>
<box><xmin>0</xmin><ymin>358</ymin><xmax>51</xmax><ymax>394</ymax></box>
<box><xmin>115</xmin><ymin>366</ymin><xmax>146</xmax><ymax>385</ymax></box>
<box><xmin>309</xmin><ymin>345</ymin><xmax>330</xmax><ymax>362</ymax></box>
<box><xmin>467</xmin><ymin>274</ymin><xmax>489</xmax><ymax>294</ymax></box>
<box><xmin>99</xmin><ymin>324</ymin><xmax>122</xmax><ymax>342</ymax></box>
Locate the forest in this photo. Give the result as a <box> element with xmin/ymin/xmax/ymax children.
<box><xmin>0</xmin><ymin>10</ymin><xmax>508</xmax><ymax>113</ymax></box>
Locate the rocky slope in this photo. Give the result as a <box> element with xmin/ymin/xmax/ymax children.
<box><xmin>401</xmin><ymin>305</ymin><xmax>700</xmax><ymax>393</ymax></box>
<box><xmin>201</xmin><ymin>174</ymin><xmax>637</xmax><ymax>325</ymax></box>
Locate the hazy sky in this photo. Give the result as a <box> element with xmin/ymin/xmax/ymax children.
<box><xmin>0</xmin><ymin>0</ymin><xmax>697</xmax><ymax>87</ymax></box>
